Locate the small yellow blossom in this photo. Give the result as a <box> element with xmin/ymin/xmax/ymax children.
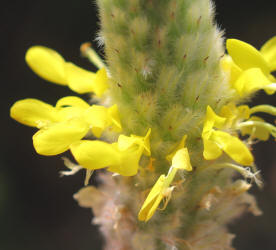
<box><xmin>25</xmin><ymin>46</ymin><xmax>108</xmax><ymax>96</ymax></box>
<box><xmin>223</xmin><ymin>38</ymin><xmax>276</xmax><ymax>96</ymax></box>
<box><xmin>139</xmin><ymin>144</ymin><xmax>192</xmax><ymax>222</ymax></box>
<box><xmin>221</xmin><ymin>56</ymin><xmax>275</xmax><ymax>96</ymax></box>
<box><xmin>10</xmin><ymin>96</ymin><xmax>121</xmax><ymax>155</ymax></box>
<box><xmin>70</xmin><ymin>129</ymin><xmax>151</xmax><ymax>176</ymax></box>
<box><xmin>202</xmin><ymin>106</ymin><xmax>253</xmax><ymax>166</ymax></box>
<box><xmin>218</xmin><ymin>103</ymin><xmax>276</xmax><ymax>141</ymax></box>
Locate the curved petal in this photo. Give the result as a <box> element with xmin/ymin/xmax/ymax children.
<box><xmin>203</xmin><ymin>136</ymin><xmax>222</xmax><ymax>160</ymax></box>
<box><xmin>25</xmin><ymin>46</ymin><xmax>67</xmax><ymax>85</ymax></box>
<box><xmin>84</xmin><ymin>105</ymin><xmax>108</xmax><ymax>137</ymax></box>
<box><xmin>65</xmin><ymin>62</ymin><xmax>97</xmax><ymax>94</ymax></box>
<box><xmin>56</xmin><ymin>96</ymin><xmax>90</xmax><ymax>109</ymax></box>
<box><xmin>93</xmin><ymin>68</ymin><xmax>109</xmax><ymax>97</ymax></box>
<box><xmin>107</xmin><ymin>105</ymin><xmax>122</xmax><ymax>131</ymax></box>
<box><xmin>234</xmin><ymin>68</ymin><xmax>272</xmax><ymax>96</ymax></box>
<box><xmin>220</xmin><ymin>55</ymin><xmax>242</xmax><ymax>86</ymax></box>
<box><xmin>226</xmin><ymin>39</ymin><xmax>270</xmax><ymax>74</ymax></box>
<box><xmin>260</xmin><ymin>36</ymin><xmax>276</xmax><ymax>71</ymax></box>
<box><xmin>65</xmin><ymin>64</ymin><xmax>108</xmax><ymax>97</ymax></box>
<box><xmin>33</xmin><ymin>119</ymin><xmax>89</xmax><ymax>156</ymax></box>
<box><xmin>117</xmin><ymin>134</ymin><xmax>136</xmax><ymax>151</ymax></box>
<box><xmin>118</xmin><ymin>129</ymin><xmax>151</xmax><ymax>154</ymax></box>
<box><xmin>138</xmin><ymin>175</ymin><xmax>166</xmax><ymax>222</ymax></box>
<box><xmin>203</xmin><ymin>106</ymin><xmax>226</xmax><ymax>135</ymax></box>
<box><xmin>57</xmin><ymin>106</ymin><xmax>85</xmax><ymax>121</ymax></box>
<box><xmin>172</xmin><ymin>148</ymin><xmax>192</xmax><ymax>171</ymax></box>
<box><xmin>211</xmin><ymin>130</ymin><xmax>253</xmax><ymax>166</ymax></box>
<box><xmin>166</xmin><ymin>135</ymin><xmax>187</xmax><ymax>162</ymax></box>
<box><xmin>70</xmin><ymin>140</ymin><xmax>120</xmax><ymax>170</ymax></box>
<box><xmin>108</xmin><ymin>145</ymin><xmax>143</xmax><ymax>176</ymax></box>
<box><xmin>10</xmin><ymin>98</ymin><xmax>59</xmax><ymax>128</ymax></box>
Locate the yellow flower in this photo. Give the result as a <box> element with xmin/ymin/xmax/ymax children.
<box><xmin>221</xmin><ymin>56</ymin><xmax>275</xmax><ymax>97</ymax></box>
<box><xmin>227</xmin><ymin>37</ymin><xmax>276</xmax><ymax>73</ymax></box>
<box><xmin>10</xmin><ymin>96</ymin><xmax>121</xmax><ymax>155</ymax></box>
<box><xmin>70</xmin><ymin>129</ymin><xmax>151</xmax><ymax>176</ymax></box>
<box><xmin>138</xmin><ymin>146</ymin><xmax>192</xmax><ymax>222</ymax></box>
<box><xmin>221</xmin><ymin>37</ymin><xmax>276</xmax><ymax>96</ymax></box>
<box><xmin>25</xmin><ymin>46</ymin><xmax>108</xmax><ymax>97</ymax></box>
<box><xmin>219</xmin><ymin>103</ymin><xmax>276</xmax><ymax>141</ymax></box>
<box><xmin>202</xmin><ymin>106</ymin><xmax>253</xmax><ymax>166</ymax></box>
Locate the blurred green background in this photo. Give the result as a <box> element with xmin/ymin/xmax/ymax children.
<box><xmin>1</xmin><ymin>0</ymin><xmax>276</xmax><ymax>249</ymax></box>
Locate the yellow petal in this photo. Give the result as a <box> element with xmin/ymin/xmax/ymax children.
<box><xmin>203</xmin><ymin>136</ymin><xmax>222</xmax><ymax>160</ymax></box>
<box><xmin>226</xmin><ymin>39</ymin><xmax>270</xmax><ymax>74</ymax></box>
<box><xmin>260</xmin><ymin>36</ymin><xmax>276</xmax><ymax>71</ymax></box>
<box><xmin>107</xmin><ymin>105</ymin><xmax>122</xmax><ymax>131</ymax></box>
<box><xmin>107</xmin><ymin>144</ymin><xmax>143</xmax><ymax>176</ymax></box>
<box><xmin>57</xmin><ymin>106</ymin><xmax>85</xmax><ymax>121</ymax></box>
<box><xmin>65</xmin><ymin>62</ymin><xmax>96</xmax><ymax>94</ymax></box>
<box><xmin>171</xmin><ymin>148</ymin><xmax>192</xmax><ymax>171</ymax></box>
<box><xmin>84</xmin><ymin>105</ymin><xmax>108</xmax><ymax>137</ymax></box>
<box><xmin>70</xmin><ymin>140</ymin><xmax>120</xmax><ymax>170</ymax></box>
<box><xmin>33</xmin><ymin>119</ymin><xmax>89</xmax><ymax>156</ymax></box>
<box><xmin>219</xmin><ymin>103</ymin><xmax>236</xmax><ymax>127</ymax></box>
<box><xmin>240</xmin><ymin>117</ymin><xmax>270</xmax><ymax>141</ymax></box>
<box><xmin>25</xmin><ymin>46</ymin><xmax>67</xmax><ymax>85</ymax></box>
<box><xmin>65</xmin><ymin>64</ymin><xmax>108</xmax><ymax>96</ymax></box>
<box><xmin>145</xmin><ymin>195</ymin><xmax>164</xmax><ymax>222</ymax></box>
<box><xmin>93</xmin><ymin>68</ymin><xmax>109</xmax><ymax>97</ymax></box>
<box><xmin>166</xmin><ymin>135</ymin><xmax>187</xmax><ymax>162</ymax></box>
<box><xmin>117</xmin><ymin>134</ymin><xmax>136</xmax><ymax>151</ymax></box>
<box><xmin>234</xmin><ymin>68</ymin><xmax>273</xmax><ymax>96</ymax></box>
<box><xmin>203</xmin><ymin>106</ymin><xmax>226</xmax><ymax>135</ymax></box>
<box><xmin>55</xmin><ymin>96</ymin><xmax>90</xmax><ymax>109</ymax></box>
<box><xmin>220</xmin><ymin>55</ymin><xmax>242</xmax><ymax>86</ymax></box>
<box><xmin>117</xmin><ymin>129</ymin><xmax>151</xmax><ymax>156</ymax></box>
<box><xmin>10</xmin><ymin>98</ymin><xmax>59</xmax><ymax>128</ymax></box>
<box><xmin>210</xmin><ymin>130</ymin><xmax>253</xmax><ymax>166</ymax></box>
<box><xmin>91</xmin><ymin>127</ymin><xmax>103</xmax><ymax>138</ymax></box>
<box><xmin>138</xmin><ymin>175</ymin><xmax>166</xmax><ymax>222</ymax></box>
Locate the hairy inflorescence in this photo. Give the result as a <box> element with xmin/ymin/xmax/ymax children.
<box><xmin>10</xmin><ymin>0</ymin><xmax>276</xmax><ymax>249</ymax></box>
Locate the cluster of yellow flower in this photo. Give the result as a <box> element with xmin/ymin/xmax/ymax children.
<box><xmin>223</xmin><ymin>38</ymin><xmax>276</xmax><ymax>96</ymax></box>
<box><xmin>10</xmin><ymin>37</ymin><xmax>276</xmax><ymax>222</ymax></box>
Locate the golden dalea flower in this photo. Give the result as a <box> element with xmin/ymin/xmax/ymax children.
<box><xmin>202</xmin><ymin>105</ymin><xmax>253</xmax><ymax>166</ymax></box>
<box><xmin>219</xmin><ymin>103</ymin><xmax>276</xmax><ymax>141</ymax></box>
<box><xmin>222</xmin><ymin>38</ymin><xmax>276</xmax><ymax>97</ymax></box>
<box><xmin>138</xmin><ymin>146</ymin><xmax>192</xmax><ymax>222</ymax></box>
<box><xmin>25</xmin><ymin>46</ymin><xmax>108</xmax><ymax>96</ymax></box>
<box><xmin>10</xmin><ymin>96</ymin><xmax>121</xmax><ymax>155</ymax></box>
<box><xmin>70</xmin><ymin>129</ymin><xmax>151</xmax><ymax>176</ymax></box>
